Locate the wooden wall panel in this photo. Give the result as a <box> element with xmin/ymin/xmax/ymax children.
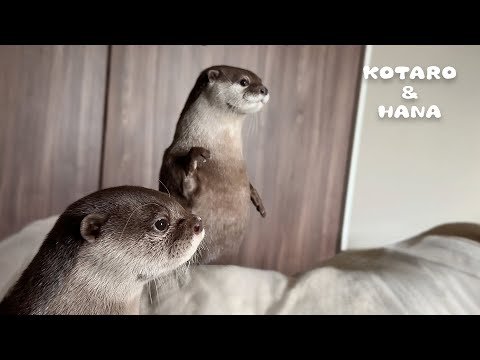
<box><xmin>102</xmin><ymin>45</ymin><xmax>363</xmax><ymax>275</ymax></box>
<box><xmin>0</xmin><ymin>45</ymin><xmax>108</xmax><ymax>240</ymax></box>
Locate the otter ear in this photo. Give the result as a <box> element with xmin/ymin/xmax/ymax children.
<box><xmin>207</xmin><ymin>69</ymin><xmax>220</xmax><ymax>83</ymax></box>
<box><xmin>80</xmin><ymin>214</ymin><xmax>109</xmax><ymax>243</ymax></box>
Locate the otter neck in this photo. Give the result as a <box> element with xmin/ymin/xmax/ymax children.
<box><xmin>66</xmin><ymin>255</ymin><xmax>145</xmax><ymax>315</ymax></box>
<box><xmin>174</xmin><ymin>94</ymin><xmax>246</xmax><ymax>159</ymax></box>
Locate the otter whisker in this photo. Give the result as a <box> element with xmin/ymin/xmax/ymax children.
<box><xmin>158</xmin><ymin>179</ymin><xmax>171</xmax><ymax>197</ymax></box>
<box><xmin>220</xmin><ymin>70</ymin><xmax>234</xmax><ymax>84</ymax></box>
<box><xmin>153</xmin><ymin>278</ymin><xmax>160</xmax><ymax>303</ymax></box>
<box><xmin>148</xmin><ymin>280</ymin><xmax>153</xmax><ymax>304</ymax></box>
<box><xmin>166</xmin><ymin>238</ymin><xmax>179</xmax><ymax>253</ymax></box>
<box><xmin>118</xmin><ymin>202</ymin><xmax>160</xmax><ymax>243</ymax></box>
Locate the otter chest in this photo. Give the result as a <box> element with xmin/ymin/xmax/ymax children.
<box><xmin>194</xmin><ymin>161</ymin><xmax>250</xmax><ymax>216</ymax></box>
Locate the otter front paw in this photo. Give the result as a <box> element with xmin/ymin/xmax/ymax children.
<box><xmin>250</xmin><ymin>183</ymin><xmax>266</xmax><ymax>218</ymax></box>
<box><xmin>186</xmin><ymin>147</ymin><xmax>210</xmax><ymax>176</ymax></box>
<box><xmin>255</xmin><ymin>202</ymin><xmax>266</xmax><ymax>218</ymax></box>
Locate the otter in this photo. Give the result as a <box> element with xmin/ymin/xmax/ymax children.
<box><xmin>159</xmin><ymin>65</ymin><xmax>269</xmax><ymax>264</ymax></box>
<box><xmin>0</xmin><ymin>186</ymin><xmax>204</xmax><ymax>315</ymax></box>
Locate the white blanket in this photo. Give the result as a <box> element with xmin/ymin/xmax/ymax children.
<box><xmin>1</xmin><ymin>216</ymin><xmax>480</xmax><ymax>315</ymax></box>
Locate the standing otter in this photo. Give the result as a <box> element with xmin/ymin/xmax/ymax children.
<box><xmin>0</xmin><ymin>186</ymin><xmax>204</xmax><ymax>315</ymax></box>
<box><xmin>159</xmin><ymin>65</ymin><xmax>269</xmax><ymax>264</ymax></box>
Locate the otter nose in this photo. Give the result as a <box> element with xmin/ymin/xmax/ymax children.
<box><xmin>193</xmin><ymin>216</ymin><xmax>203</xmax><ymax>234</ymax></box>
<box><xmin>259</xmin><ymin>86</ymin><xmax>268</xmax><ymax>95</ymax></box>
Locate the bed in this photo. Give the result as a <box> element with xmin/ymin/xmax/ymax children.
<box><xmin>1</xmin><ymin>216</ymin><xmax>479</xmax><ymax>315</ymax></box>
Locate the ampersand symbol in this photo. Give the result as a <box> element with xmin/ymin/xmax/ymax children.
<box><xmin>402</xmin><ymin>86</ymin><xmax>418</xmax><ymax>100</ymax></box>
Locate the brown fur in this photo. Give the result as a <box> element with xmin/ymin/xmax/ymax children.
<box><xmin>0</xmin><ymin>186</ymin><xmax>204</xmax><ymax>315</ymax></box>
<box><xmin>159</xmin><ymin>65</ymin><xmax>269</xmax><ymax>264</ymax></box>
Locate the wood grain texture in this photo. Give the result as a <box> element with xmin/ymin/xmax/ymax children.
<box><xmin>0</xmin><ymin>45</ymin><xmax>108</xmax><ymax>240</ymax></box>
<box><xmin>102</xmin><ymin>45</ymin><xmax>363</xmax><ymax>275</ymax></box>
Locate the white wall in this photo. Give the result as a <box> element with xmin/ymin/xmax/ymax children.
<box><xmin>342</xmin><ymin>45</ymin><xmax>480</xmax><ymax>250</ymax></box>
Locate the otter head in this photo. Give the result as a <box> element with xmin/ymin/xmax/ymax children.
<box><xmin>201</xmin><ymin>65</ymin><xmax>269</xmax><ymax>115</ymax></box>
<box><xmin>67</xmin><ymin>186</ymin><xmax>204</xmax><ymax>283</ymax></box>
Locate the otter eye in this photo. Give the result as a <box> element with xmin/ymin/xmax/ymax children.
<box><xmin>154</xmin><ymin>218</ymin><xmax>169</xmax><ymax>231</ymax></box>
<box><xmin>240</xmin><ymin>79</ymin><xmax>249</xmax><ymax>87</ymax></box>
